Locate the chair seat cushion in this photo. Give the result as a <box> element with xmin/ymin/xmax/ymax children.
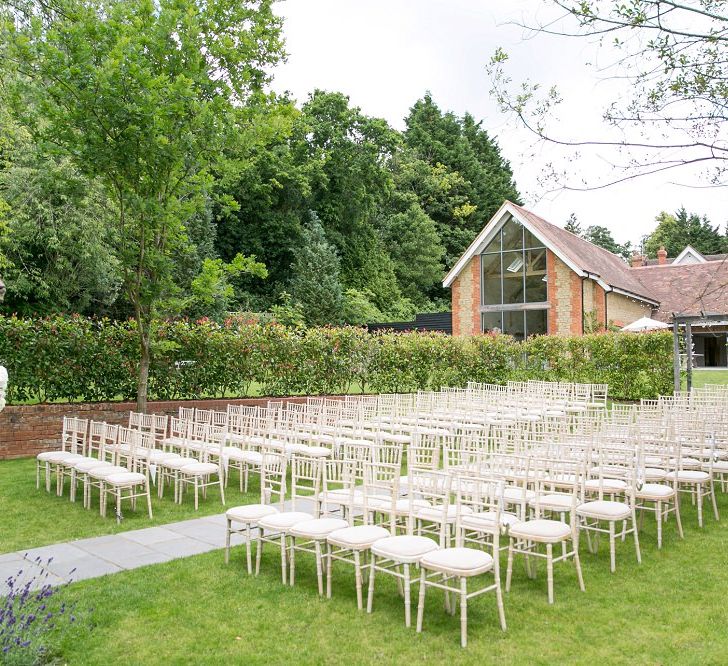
<box><xmin>460</xmin><ymin>510</ymin><xmax>520</xmax><ymax>532</ymax></box>
<box><xmin>585</xmin><ymin>478</ymin><xmax>628</xmax><ymax>492</ymax></box>
<box><xmin>327</xmin><ymin>525</ymin><xmax>390</xmax><ymax>549</ymax></box>
<box><xmin>258</xmin><ymin>511</ymin><xmax>313</xmax><ymax>531</ymax></box>
<box><xmin>503</xmin><ymin>487</ymin><xmax>536</xmax><ymax>502</ymax></box>
<box><xmin>38</xmin><ymin>451</ymin><xmax>84</xmax><ymax>464</ymax></box>
<box><xmin>163</xmin><ymin>457</ymin><xmax>199</xmax><ymax>470</ymax></box>
<box><xmin>415</xmin><ymin>505</ymin><xmax>472</xmax><ymax>522</ymax></box>
<box><xmin>509</xmin><ymin>518</ymin><xmax>571</xmax><ymax>543</ymax></box>
<box><xmin>377</xmin><ymin>432</ymin><xmax>410</xmax><ymax>444</ymax></box>
<box><xmin>636</xmin><ymin>483</ymin><xmax>675</xmax><ymax>499</ymax></box>
<box><xmin>420</xmin><ymin>547</ymin><xmax>494</xmax><ymax>576</ymax></box>
<box><xmin>577</xmin><ymin>500</ymin><xmax>631</xmax><ymax>520</ymax></box>
<box><xmin>371</xmin><ymin>535</ymin><xmax>439</xmax><ymax>563</ymax></box>
<box><xmin>289</xmin><ymin>518</ymin><xmax>349</xmax><ymax>539</ymax></box>
<box><xmin>644</xmin><ymin>467</ymin><xmax>667</xmax><ymax>481</ymax></box>
<box><xmin>222</xmin><ymin>447</ymin><xmax>260</xmax><ymax>463</ymax></box>
<box><xmin>180</xmin><ymin>462</ymin><xmax>218</xmax><ymax>475</ymax></box>
<box><xmin>146</xmin><ymin>450</ymin><xmax>181</xmax><ymax>463</ymax></box>
<box><xmin>299</xmin><ymin>446</ymin><xmax>332</xmax><ymax>458</ymax></box>
<box><xmin>319</xmin><ymin>488</ymin><xmax>365</xmax><ymax>505</ymax></box>
<box><xmin>532</xmin><ymin>494</ymin><xmax>573</xmax><ymax>511</ymax></box>
<box><xmin>665</xmin><ymin>470</ymin><xmax>710</xmax><ymax>482</ymax></box>
<box><xmin>88</xmin><ymin>465</ymin><xmax>129</xmax><ymax>479</ymax></box>
<box><xmin>74</xmin><ymin>459</ymin><xmax>113</xmax><ymax>472</ymax></box>
<box><xmin>105</xmin><ymin>472</ymin><xmax>146</xmax><ymax>486</ymax></box>
<box><xmin>227</xmin><ymin>504</ymin><xmax>278</xmax><ymax>523</ymax></box>
<box><xmin>370</xmin><ymin>497</ymin><xmax>430</xmax><ymax>513</ymax></box>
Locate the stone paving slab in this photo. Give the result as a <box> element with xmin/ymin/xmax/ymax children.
<box><xmin>2</xmin><ymin>497</ymin><xmax>312</xmax><ymax>592</ymax></box>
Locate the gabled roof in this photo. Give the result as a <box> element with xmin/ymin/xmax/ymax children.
<box><xmin>631</xmin><ymin>258</ymin><xmax>728</xmax><ymax>321</ymax></box>
<box><xmin>672</xmin><ymin>245</ymin><xmax>707</xmax><ymax>265</ymax></box>
<box><xmin>443</xmin><ymin>201</ymin><xmax>659</xmax><ymax>305</ymax></box>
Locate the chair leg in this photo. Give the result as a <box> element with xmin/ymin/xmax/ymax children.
<box><xmin>225</xmin><ymin>519</ymin><xmax>231</xmax><ymax>564</ymax></box>
<box><xmin>495</xmin><ymin>571</ymin><xmax>507</xmax><ymax>631</ymax></box>
<box><xmin>608</xmin><ymin>521</ymin><xmax>616</xmax><ymax>573</ymax></box>
<box><xmin>674</xmin><ymin>495</ymin><xmax>684</xmax><ymax>539</ymax></box>
<box><xmin>353</xmin><ymin>550</ymin><xmax>363</xmax><ymax>610</ymax></box>
<box><xmin>246</xmin><ymin>525</ymin><xmax>253</xmax><ymax>575</ymax></box>
<box><xmin>116</xmin><ymin>488</ymin><xmax>122</xmax><ymax>525</ymax></box>
<box><xmin>219</xmin><ymin>473</ymin><xmax>226</xmax><ymax>506</ymax></box>
<box><xmin>146</xmin><ymin>482</ymin><xmax>153</xmax><ymax>519</ymax></box>
<box><xmin>255</xmin><ymin>535</ymin><xmax>263</xmax><ymax>576</ymax></box>
<box><xmin>36</xmin><ymin>462</ymin><xmax>40</xmax><ymax>490</ymax></box>
<box><xmin>326</xmin><ymin>543</ymin><xmax>333</xmax><ymax>600</ymax></box>
<box><xmin>403</xmin><ymin>563</ymin><xmax>412</xmax><ymax>628</ymax></box>
<box><xmin>505</xmin><ymin>541</ymin><xmax>514</xmax><ymax>592</ymax></box>
<box><xmin>416</xmin><ymin>568</ymin><xmax>426</xmax><ymax>633</ymax></box>
<box><xmin>710</xmin><ymin>480</ymin><xmax>720</xmax><ymax>521</ymax></box>
<box><xmin>289</xmin><ymin>537</ymin><xmax>296</xmax><ymax>586</ymax></box>
<box><xmin>656</xmin><ymin>501</ymin><xmax>663</xmax><ymax>549</ymax></box>
<box><xmin>366</xmin><ymin>555</ymin><xmax>376</xmax><ymax>613</ymax></box>
<box><xmin>546</xmin><ymin>543</ymin><xmax>554</xmax><ymax>604</ymax></box>
<box><xmin>282</xmin><ymin>535</ymin><xmax>289</xmax><ymax>585</ymax></box>
<box><xmin>194</xmin><ymin>477</ymin><xmax>199</xmax><ymax>511</ymax></box>
<box><xmin>631</xmin><ymin>509</ymin><xmax>641</xmax><ymax>564</ymax></box>
<box><xmin>45</xmin><ymin>463</ymin><xmax>51</xmax><ymax>493</ymax></box>
<box><xmin>460</xmin><ymin>577</ymin><xmax>468</xmax><ymax>648</ymax></box>
<box><xmin>315</xmin><ymin>541</ymin><xmax>324</xmax><ymax>596</ymax></box>
<box><xmin>697</xmin><ymin>484</ymin><xmax>703</xmax><ymax>527</ymax></box>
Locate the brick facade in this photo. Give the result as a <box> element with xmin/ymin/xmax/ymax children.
<box><xmin>0</xmin><ymin>396</ymin><xmax>338</xmax><ymax>460</ymax></box>
<box><xmin>451</xmin><ymin>257</ymin><xmax>481</xmax><ymax>336</ymax></box>
<box><xmin>550</xmin><ymin>251</ymin><xmax>577</xmax><ymax>336</ymax></box>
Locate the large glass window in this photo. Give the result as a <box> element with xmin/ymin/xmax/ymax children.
<box><xmin>479</xmin><ymin>215</ymin><xmax>549</xmax><ymax>338</ymax></box>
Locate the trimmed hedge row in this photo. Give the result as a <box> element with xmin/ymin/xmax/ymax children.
<box><xmin>0</xmin><ymin>315</ymin><xmax>674</xmax><ymax>403</ymax></box>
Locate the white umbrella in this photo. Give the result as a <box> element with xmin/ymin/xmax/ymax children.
<box><xmin>620</xmin><ymin>316</ymin><xmax>670</xmax><ymax>332</ymax></box>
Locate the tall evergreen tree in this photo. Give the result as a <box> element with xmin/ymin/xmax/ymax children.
<box><xmin>404</xmin><ymin>93</ymin><xmax>520</xmax><ymax>265</ymax></box>
<box><xmin>289</xmin><ymin>212</ymin><xmax>344</xmax><ymax>326</ymax></box>
<box><xmin>644</xmin><ymin>208</ymin><xmax>727</xmax><ymax>258</ymax></box>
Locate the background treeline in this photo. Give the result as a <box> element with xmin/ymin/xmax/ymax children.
<box><xmin>0</xmin><ymin>315</ymin><xmax>673</xmax><ymax>403</ymax></box>
<box><xmin>0</xmin><ymin>90</ymin><xmax>519</xmax><ymax>325</ymax></box>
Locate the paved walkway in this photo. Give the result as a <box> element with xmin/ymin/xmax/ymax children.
<box><xmin>1</xmin><ymin>514</ymin><xmax>250</xmax><ymax>595</ymax></box>
<box><xmin>1</xmin><ymin>498</ymin><xmax>316</xmax><ymax>595</ymax></box>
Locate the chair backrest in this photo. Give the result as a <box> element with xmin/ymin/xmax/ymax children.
<box><xmin>454</xmin><ymin>472</ymin><xmax>504</xmax><ymax>551</ymax></box>
<box><xmin>289</xmin><ymin>452</ymin><xmax>323</xmax><ymax>515</ymax></box>
<box><xmin>62</xmin><ymin>416</ymin><xmax>89</xmax><ymax>455</ymax></box>
<box><xmin>407</xmin><ymin>469</ymin><xmax>451</xmax><ymax>545</ymax></box>
<box><xmin>88</xmin><ymin>420</ymin><xmax>106</xmax><ymax>457</ymax></box>
<box><xmin>178</xmin><ymin>406</ymin><xmax>196</xmax><ymax>421</ymax></box>
<box><xmin>261</xmin><ymin>449</ymin><xmax>287</xmax><ymax>507</ymax></box>
<box><xmin>363</xmin><ymin>460</ymin><xmax>400</xmax><ymax>532</ymax></box>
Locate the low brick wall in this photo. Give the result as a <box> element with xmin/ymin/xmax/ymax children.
<box><xmin>0</xmin><ymin>396</ymin><xmax>331</xmax><ymax>460</ymax></box>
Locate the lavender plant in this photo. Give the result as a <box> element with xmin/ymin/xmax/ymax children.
<box><xmin>1</xmin><ymin>557</ymin><xmax>85</xmax><ymax>665</ymax></box>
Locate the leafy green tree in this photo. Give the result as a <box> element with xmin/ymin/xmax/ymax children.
<box><xmin>342</xmin><ymin>288</ymin><xmax>384</xmax><ymax>325</ymax></box>
<box><xmin>1</xmin><ymin>0</ymin><xmax>284</xmax><ymax>409</ymax></box>
<box><xmin>290</xmin><ymin>213</ymin><xmax>344</xmax><ymax>326</ymax></box>
<box><xmin>564</xmin><ymin>213</ymin><xmax>582</xmax><ymax>236</ymax></box>
<box><xmin>404</xmin><ymin>93</ymin><xmax>520</xmax><ymax>263</ymax></box>
<box><xmin>644</xmin><ymin>208</ymin><xmax>727</xmax><ymax>258</ymax></box>
<box><xmin>582</xmin><ymin>225</ymin><xmax>632</xmax><ymax>260</ymax></box>
<box><xmin>0</xmin><ymin>150</ymin><xmax>122</xmax><ymax>315</ymax></box>
<box><xmin>379</xmin><ymin>204</ymin><xmax>444</xmax><ymax>306</ymax></box>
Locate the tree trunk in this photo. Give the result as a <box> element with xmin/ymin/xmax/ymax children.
<box><xmin>136</xmin><ymin>317</ymin><xmax>151</xmax><ymax>413</ymax></box>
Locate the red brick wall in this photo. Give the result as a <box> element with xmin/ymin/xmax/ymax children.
<box><xmin>546</xmin><ymin>250</ymin><xmax>557</xmax><ymax>334</ymax></box>
<box><xmin>570</xmin><ymin>272</ymin><xmax>583</xmax><ymax>335</ymax></box>
<box><xmin>0</xmin><ymin>396</ymin><xmax>339</xmax><ymax>460</ymax></box>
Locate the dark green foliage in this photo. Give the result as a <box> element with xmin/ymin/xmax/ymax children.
<box><xmin>0</xmin><ymin>315</ymin><xmax>673</xmax><ymax>403</ymax></box>
<box><xmin>643</xmin><ymin>208</ymin><xmax>728</xmax><ymax>258</ymax></box>
<box><xmin>289</xmin><ymin>213</ymin><xmax>344</xmax><ymax>326</ymax></box>
<box><xmin>404</xmin><ymin>93</ymin><xmax>521</xmax><ymax>265</ymax></box>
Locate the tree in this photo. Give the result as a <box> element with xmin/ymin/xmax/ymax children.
<box><xmin>1</xmin><ymin>0</ymin><xmax>284</xmax><ymax>409</ymax></box>
<box><xmin>404</xmin><ymin>93</ymin><xmax>521</xmax><ymax>262</ymax></box>
<box><xmin>564</xmin><ymin>213</ymin><xmax>582</xmax><ymax>236</ymax></box>
<box><xmin>582</xmin><ymin>225</ymin><xmax>632</xmax><ymax>260</ymax></box>
<box><xmin>289</xmin><ymin>213</ymin><xmax>344</xmax><ymax>326</ymax></box>
<box><xmin>488</xmin><ymin>1</ymin><xmax>728</xmax><ymax>188</ymax></box>
<box><xmin>644</xmin><ymin>207</ymin><xmax>728</xmax><ymax>257</ymax></box>
<box><xmin>378</xmin><ymin>204</ymin><xmax>444</xmax><ymax>306</ymax></box>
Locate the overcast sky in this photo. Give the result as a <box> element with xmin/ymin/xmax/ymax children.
<box><xmin>271</xmin><ymin>0</ymin><xmax>727</xmax><ymax>249</ymax></box>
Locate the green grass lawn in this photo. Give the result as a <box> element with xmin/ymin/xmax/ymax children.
<box><xmin>0</xmin><ymin>457</ymin><xmax>260</xmax><ymax>553</ymax></box>
<box><xmin>2</xmin><ymin>457</ymin><xmax>728</xmax><ymax>664</ymax></box>
<box><xmin>687</xmin><ymin>368</ymin><xmax>728</xmax><ymax>390</ymax></box>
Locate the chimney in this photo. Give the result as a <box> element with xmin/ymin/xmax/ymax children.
<box><xmin>631</xmin><ymin>250</ymin><xmax>644</xmax><ymax>268</ymax></box>
<box><xmin>657</xmin><ymin>245</ymin><xmax>668</xmax><ymax>265</ymax></box>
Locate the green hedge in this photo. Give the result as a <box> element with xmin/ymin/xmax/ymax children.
<box><xmin>0</xmin><ymin>315</ymin><xmax>674</xmax><ymax>403</ymax></box>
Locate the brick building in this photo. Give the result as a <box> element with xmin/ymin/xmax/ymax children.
<box><xmin>444</xmin><ymin>201</ymin><xmax>728</xmax><ymax>366</ymax></box>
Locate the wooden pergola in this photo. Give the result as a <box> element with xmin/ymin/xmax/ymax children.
<box><xmin>672</xmin><ymin>313</ymin><xmax>728</xmax><ymax>392</ymax></box>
